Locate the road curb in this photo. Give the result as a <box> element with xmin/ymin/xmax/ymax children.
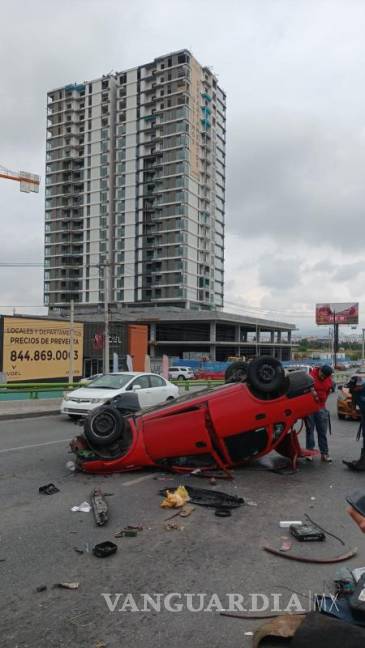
<box><xmin>0</xmin><ymin>410</ymin><xmax>60</xmax><ymax>421</ymax></box>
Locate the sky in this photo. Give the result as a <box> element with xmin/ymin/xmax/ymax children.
<box><xmin>1</xmin><ymin>0</ymin><xmax>365</xmax><ymax>335</ymax></box>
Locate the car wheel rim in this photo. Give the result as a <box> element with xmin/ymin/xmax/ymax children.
<box><xmin>258</xmin><ymin>364</ymin><xmax>276</xmax><ymax>383</ymax></box>
<box><xmin>92</xmin><ymin>413</ymin><xmax>115</xmax><ymax>437</ymax></box>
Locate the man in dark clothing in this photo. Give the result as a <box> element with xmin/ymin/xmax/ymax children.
<box><xmin>343</xmin><ymin>376</ymin><xmax>365</xmax><ymax>471</ymax></box>
<box><xmin>306</xmin><ymin>364</ymin><xmax>333</xmax><ymax>463</ymax></box>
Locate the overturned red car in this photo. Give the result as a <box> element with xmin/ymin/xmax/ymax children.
<box><xmin>70</xmin><ymin>357</ymin><xmax>321</xmax><ymax>475</ymax></box>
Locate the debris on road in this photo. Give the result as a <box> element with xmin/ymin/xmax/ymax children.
<box><xmin>95</xmin><ymin>641</ymin><xmax>107</xmax><ymax>648</ymax></box>
<box><xmin>90</xmin><ymin>488</ymin><xmax>109</xmax><ymax>526</ymax></box>
<box><xmin>280</xmin><ymin>537</ymin><xmax>292</xmax><ymax>552</ymax></box>
<box><xmin>253</xmin><ymin>614</ymin><xmax>306</xmax><ymax>647</ymax></box>
<box><xmin>93</xmin><ymin>541</ymin><xmax>118</xmax><ymax>558</ymax></box>
<box><xmin>160</xmin><ymin>485</ymin><xmax>190</xmax><ymax>508</ymax></box>
<box><xmin>160</xmin><ymin>485</ymin><xmax>244</xmax><ymax>509</ymax></box>
<box><xmin>36</xmin><ymin>585</ymin><xmax>47</xmax><ymax>592</ymax></box>
<box><xmin>214</xmin><ymin>507</ymin><xmax>231</xmax><ymax>517</ymax></box>
<box><xmin>71</xmin><ymin>501</ymin><xmax>91</xmax><ymax>513</ymax></box>
<box><xmin>73</xmin><ymin>546</ymin><xmax>85</xmax><ymax>555</ymax></box>
<box><xmin>164</xmin><ymin>521</ymin><xmax>184</xmax><ymax>531</ymax></box>
<box><xmin>66</xmin><ymin>461</ymin><xmax>76</xmax><ymax>472</ymax></box>
<box><xmin>245</xmin><ymin>498</ymin><xmax>258</xmax><ymax>506</ymax></box>
<box><xmin>179</xmin><ymin>504</ymin><xmax>195</xmax><ymax>518</ymax></box>
<box><xmin>39</xmin><ymin>483</ymin><xmax>59</xmax><ymax>495</ymax></box>
<box><xmin>263</xmin><ymin>545</ymin><xmax>358</xmax><ymax>564</ymax></box>
<box><xmin>53</xmin><ymin>582</ymin><xmax>80</xmax><ymax>590</ymax></box>
<box><xmin>114</xmin><ymin>529</ymin><xmax>139</xmax><ymax>538</ymax></box>
<box><xmin>289</xmin><ymin>524</ymin><xmax>325</xmax><ymax>542</ymax></box>
<box><xmin>279</xmin><ymin>521</ymin><xmax>302</xmax><ymax>528</ymax></box>
<box><xmin>304</xmin><ymin>513</ymin><xmax>345</xmax><ymax>546</ymax></box>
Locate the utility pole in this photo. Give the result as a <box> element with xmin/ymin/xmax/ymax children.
<box><xmin>103</xmin><ymin>264</ymin><xmax>110</xmax><ymax>374</ymax></box>
<box><xmin>362</xmin><ymin>328</ymin><xmax>365</xmax><ymax>365</ymax></box>
<box><xmin>68</xmin><ymin>299</ymin><xmax>74</xmax><ymax>384</ymax></box>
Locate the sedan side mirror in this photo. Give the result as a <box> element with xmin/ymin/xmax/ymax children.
<box><xmin>132</xmin><ymin>384</ymin><xmax>142</xmax><ymax>391</ymax></box>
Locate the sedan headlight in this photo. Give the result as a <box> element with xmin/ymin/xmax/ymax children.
<box><xmin>89</xmin><ymin>398</ymin><xmax>105</xmax><ymax>404</ymax></box>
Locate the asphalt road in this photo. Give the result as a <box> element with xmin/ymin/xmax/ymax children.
<box><xmin>1</xmin><ymin>395</ymin><xmax>365</xmax><ymax>648</ymax></box>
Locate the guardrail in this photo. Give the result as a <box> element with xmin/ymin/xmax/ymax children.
<box><xmin>0</xmin><ymin>383</ymin><xmax>79</xmax><ymax>400</ymax></box>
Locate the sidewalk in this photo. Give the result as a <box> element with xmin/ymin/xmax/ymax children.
<box><xmin>0</xmin><ymin>398</ymin><xmax>61</xmax><ymax>420</ymax></box>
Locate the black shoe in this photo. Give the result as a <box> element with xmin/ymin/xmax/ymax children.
<box><xmin>343</xmin><ymin>457</ymin><xmax>365</xmax><ymax>471</ymax></box>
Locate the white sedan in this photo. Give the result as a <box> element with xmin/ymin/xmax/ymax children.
<box><xmin>61</xmin><ymin>372</ymin><xmax>179</xmax><ymax>419</ymax></box>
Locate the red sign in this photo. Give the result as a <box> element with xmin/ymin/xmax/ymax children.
<box><xmin>316</xmin><ymin>302</ymin><xmax>359</xmax><ymax>325</ymax></box>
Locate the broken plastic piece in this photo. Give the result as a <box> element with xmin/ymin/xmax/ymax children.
<box><xmin>179</xmin><ymin>505</ymin><xmax>195</xmax><ymax>518</ymax></box>
<box><xmin>280</xmin><ymin>537</ymin><xmax>292</xmax><ymax>552</ymax></box>
<box><xmin>215</xmin><ymin>507</ymin><xmax>232</xmax><ymax>517</ymax></box>
<box><xmin>53</xmin><ymin>582</ymin><xmax>80</xmax><ymax>590</ymax></box>
<box><xmin>90</xmin><ymin>488</ymin><xmax>108</xmax><ymax>526</ymax></box>
<box><xmin>280</xmin><ymin>521</ymin><xmax>302</xmax><ymax>528</ymax></box>
<box><xmin>39</xmin><ymin>483</ymin><xmax>59</xmax><ymax>495</ymax></box>
<box><xmin>114</xmin><ymin>529</ymin><xmax>138</xmax><ymax>538</ymax></box>
<box><xmin>71</xmin><ymin>501</ymin><xmax>91</xmax><ymax>513</ymax></box>
<box><xmin>93</xmin><ymin>541</ymin><xmax>118</xmax><ymax>558</ymax></box>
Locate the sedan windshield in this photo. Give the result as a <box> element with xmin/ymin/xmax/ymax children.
<box><xmin>87</xmin><ymin>374</ymin><xmax>132</xmax><ymax>389</ymax></box>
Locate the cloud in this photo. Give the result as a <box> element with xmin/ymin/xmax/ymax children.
<box><xmin>257</xmin><ymin>255</ymin><xmax>302</xmax><ymax>291</ymax></box>
<box><xmin>2</xmin><ymin>0</ymin><xmax>365</xmax><ymax>333</ymax></box>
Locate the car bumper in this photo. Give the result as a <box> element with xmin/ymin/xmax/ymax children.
<box><xmin>61</xmin><ymin>400</ymin><xmax>103</xmax><ymax>416</ymax></box>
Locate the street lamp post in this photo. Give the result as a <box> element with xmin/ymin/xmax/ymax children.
<box><xmin>362</xmin><ymin>328</ymin><xmax>365</xmax><ymax>365</ymax></box>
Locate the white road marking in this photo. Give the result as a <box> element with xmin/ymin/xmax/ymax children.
<box><xmin>0</xmin><ymin>438</ymin><xmax>72</xmax><ymax>454</ymax></box>
<box><xmin>122</xmin><ymin>474</ymin><xmax>155</xmax><ymax>487</ymax></box>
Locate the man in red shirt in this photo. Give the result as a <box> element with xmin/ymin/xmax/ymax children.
<box><xmin>306</xmin><ymin>364</ymin><xmax>334</xmax><ymax>462</ymax></box>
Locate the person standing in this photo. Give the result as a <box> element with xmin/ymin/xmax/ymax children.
<box><xmin>343</xmin><ymin>376</ymin><xmax>365</xmax><ymax>471</ymax></box>
<box><xmin>306</xmin><ymin>364</ymin><xmax>334</xmax><ymax>462</ymax></box>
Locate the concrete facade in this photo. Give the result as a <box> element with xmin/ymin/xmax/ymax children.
<box><xmin>71</xmin><ymin>306</ymin><xmax>295</xmax><ymax>362</ymax></box>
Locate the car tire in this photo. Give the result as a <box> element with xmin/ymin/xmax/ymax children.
<box><xmin>178</xmin><ymin>375</ymin><xmax>186</xmax><ymax>381</ymax></box>
<box><xmin>225</xmin><ymin>361</ymin><xmax>248</xmax><ymax>383</ymax></box>
<box><xmin>84</xmin><ymin>405</ymin><xmax>125</xmax><ymax>448</ymax></box>
<box><xmin>166</xmin><ymin>396</ymin><xmax>175</xmax><ymax>401</ymax></box>
<box><xmin>247</xmin><ymin>356</ymin><xmax>286</xmax><ymax>395</ymax></box>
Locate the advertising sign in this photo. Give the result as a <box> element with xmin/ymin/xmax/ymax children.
<box><xmin>315</xmin><ymin>303</ymin><xmax>359</xmax><ymax>325</ymax></box>
<box><xmin>2</xmin><ymin>317</ymin><xmax>84</xmax><ymax>381</ymax></box>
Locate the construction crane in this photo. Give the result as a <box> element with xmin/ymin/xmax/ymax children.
<box><xmin>0</xmin><ymin>164</ymin><xmax>40</xmax><ymax>193</ymax></box>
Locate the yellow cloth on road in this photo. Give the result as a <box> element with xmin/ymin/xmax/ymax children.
<box><xmin>160</xmin><ymin>485</ymin><xmax>190</xmax><ymax>508</ymax></box>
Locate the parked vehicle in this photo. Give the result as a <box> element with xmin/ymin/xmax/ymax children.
<box><xmin>70</xmin><ymin>357</ymin><xmax>321</xmax><ymax>474</ymax></box>
<box><xmin>194</xmin><ymin>369</ymin><xmax>225</xmax><ymax>380</ymax></box>
<box><xmin>61</xmin><ymin>372</ymin><xmax>179</xmax><ymax>419</ymax></box>
<box><xmin>168</xmin><ymin>366</ymin><xmax>195</xmax><ymax>381</ymax></box>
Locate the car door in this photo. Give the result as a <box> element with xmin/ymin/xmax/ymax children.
<box><xmin>128</xmin><ymin>375</ymin><xmax>153</xmax><ymax>408</ymax></box>
<box><xmin>148</xmin><ymin>374</ymin><xmax>170</xmax><ymax>405</ymax></box>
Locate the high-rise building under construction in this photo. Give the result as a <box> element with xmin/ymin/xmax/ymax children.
<box><xmin>45</xmin><ymin>50</ymin><xmax>226</xmax><ymax>311</ymax></box>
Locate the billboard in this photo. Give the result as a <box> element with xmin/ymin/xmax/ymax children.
<box><xmin>315</xmin><ymin>303</ymin><xmax>359</xmax><ymax>325</ymax></box>
<box><xmin>2</xmin><ymin>317</ymin><xmax>84</xmax><ymax>381</ymax></box>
